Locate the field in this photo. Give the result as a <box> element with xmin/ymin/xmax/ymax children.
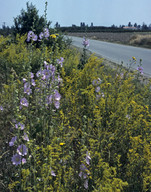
<box><xmin>68</xmin><ymin>32</ymin><xmax>151</xmax><ymax>49</ymax></box>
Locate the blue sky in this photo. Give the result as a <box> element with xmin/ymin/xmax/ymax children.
<box><xmin>0</xmin><ymin>0</ymin><xmax>151</xmax><ymax>28</ymax></box>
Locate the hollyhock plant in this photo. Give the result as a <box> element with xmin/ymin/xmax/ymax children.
<box><xmin>79</xmin><ymin>171</ymin><xmax>87</xmax><ymax>179</ymax></box>
<box><xmin>18</xmin><ymin>122</ymin><xmax>25</xmax><ymax>130</ymax></box>
<box><xmin>32</xmin><ymin>34</ymin><xmax>38</xmax><ymax>41</ymax></box>
<box><xmin>137</xmin><ymin>66</ymin><xmax>143</xmax><ymax>74</ymax></box>
<box><xmin>17</xmin><ymin>144</ymin><xmax>28</xmax><ymax>156</ymax></box>
<box><xmin>23</xmin><ymin>78</ymin><xmax>27</xmax><ymax>83</ymax></box>
<box><xmin>15</xmin><ymin>122</ymin><xmax>25</xmax><ymax>130</ymax></box>
<box><xmin>54</xmin><ymin>100</ymin><xmax>60</xmax><ymax>109</ymax></box>
<box><xmin>39</xmin><ymin>32</ymin><xmax>44</xmax><ymax>40</ymax></box>
<box><xmin>95</xmin><ymin>86</ymin><xmax>100</xmax><ymax>93</ymax></box>
<box><xmin>79</xmin><ymin>163</ymin><xmax>89</xmax><ymax>180</ymax></box>
<box><xmin>30</xmin><ymin>72</ymin><xmax>34</xmax><ymax>79</ymax></box>
<box><xmin>24</xmin><ymin>82</ymin><xmax>32</xmax><ymax>95</ymax></box>
<box><xmin>86</xmin><ymin>151</ymin><xmax>91</xmax><ymax>165</ymax></box>
<box><xmin>92</xmin><ymin>78</ymin><xmax>102</xmax><ymax>86</ymax></box>
<box><xmin>31</xmin><ymin>79</ymin><xmax>36</xmax><ymax>86</ymax></box>
<box><xmin>92</xmin><ymin>79</ymin><xmax>98</xmax><ymax>86</ymax></box>
<box><xmin>57</xmin><ymin>57</ymin><xmax>64</xmax><ymax>67</ymax></box>
<box><xmin>27</xmin><ymin>31</ymin><xmax>37</xmax><ymax>42</ymax></box>
<box><xmin>20</xmin><ymin>97</ymin><xmax>29</xmax><ymax>107</ymax></box>
<box><xmin>12</xmin><ymin>154</ymin><xmax>21</xmax><ymax>166</ymax></box>
<box><xmin>51</xmin><ymin>170</ymin><xmax>56</xmax><ymax>177</ymax></box>
<box><xmin>82</xmin><ymin>37</ymin><xmax>89</xmax><ymax>47</ymax></box>
<box><xmin>9</xmin><ymin>136</ymin><xmax>17</xmax><ymax>146</ymax></box>
<box><xmin>22</xmin><ymin>158</ymin><xmax>26</xmax><ymax>164</ymax></box>
<box><xmin>96</xmin><ymin>92</ymin><xmax>105</xmax><ymax>100</ymax></box>
<box><xmin>54</xmin><ymin>90</ymin><xmax>61</xmax><ymax>101</ymax></box>
<box><xmin>27</xmin><ymin>31</ymin><xmax>34</xmax><ymax>42</ymax></box>
<box><xmin>0</xmin><ymin>106</ymin><xmax>4</xmax><ymax>111</ymax></box>
<box><xmin>46</xmin><ymin>95</ymin><xmax>53</xmax><ymax>105</ymax></box>
<box><xmin>84</xmin><ymin>179</ymin><xmax>88</xmax><ymax>189</ymax></box>
<box><xmin>23</xmin><ymin>132</ymin><xmax>29</xmax><ymax>142</ymax></box>
<box><xmin>79</xmin><ymin>158</ymin><xmax>90</xmax><ymax>189</ymax></box>
<box><xmin>43</xmin><ymin>28</ymin><xmax>50</xmax><ymax>38</ymax></box>
<box><xmin>80</xmin><ymin>163</ymin><xmax>88</xmax><ymax>172</ymax></box>
<box><xmin>42</xmin><ymin>69</ymin><xmax>51</xmax><ymax>80</ymax></box>
<box><xmin>36</xmin><ymin>69</ymin><xmax>42</xmax><ymax>78</ymax></box>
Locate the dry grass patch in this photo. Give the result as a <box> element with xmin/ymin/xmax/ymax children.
<box><xmin>129</xmin><ymin>34</ymin><xmax>151</xmax><ymax>48</ymax></box>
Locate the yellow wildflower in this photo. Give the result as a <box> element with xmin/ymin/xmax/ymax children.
<box><xmin>132</xmin><ymin>56</ymin><xmax>136</xmax><ymax>61</ymax></box>
<box><xmin>50</xmin><ymin>34</ymin><xmax>57</xmax><ymax>39</ymax></box>
<box><xmin>60</xmin><ymin>142</ymin><xmax>65</xmax><ymax>146</ymax></box>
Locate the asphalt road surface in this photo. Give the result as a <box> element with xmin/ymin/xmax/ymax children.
<box><xmin>69</xmin><ymin>36</ymin><xmax>151</xmax><ymax>76</ymax></box>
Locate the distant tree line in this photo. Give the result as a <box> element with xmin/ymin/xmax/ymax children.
<box><xmin>58</xmin><ymin>22</ymin><xmax>151</xmax><ymax>33</ymax></box>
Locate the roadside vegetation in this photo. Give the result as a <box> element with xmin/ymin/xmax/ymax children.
<box><xmin>0</xmin><ymin>2</ymin><xmax>151</xmax><ymax>192</ymax></box>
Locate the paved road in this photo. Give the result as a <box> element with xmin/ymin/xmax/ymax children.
<box><xmin>69</xmin><ymin>36</ymin><xmax>151</xmax><ymax>76</ymax></box>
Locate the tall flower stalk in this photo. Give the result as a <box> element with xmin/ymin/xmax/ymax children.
<box><xmin>78</xmin><ymin>36</ymin><xmax>89</xmax><ymax>69</ymax></box>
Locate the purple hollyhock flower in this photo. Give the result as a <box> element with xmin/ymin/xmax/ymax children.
<box><xmin>23</xmin><ymin>78</ymin><xmax>27</xmax><ymax>83</ymax></box>
<box><xmin>54</xmin><ymin>90</ymin><xmax>61</xmax><ymax>101</ymax></box>
<box><xmin>54</xmin><ymin>100</ymin><xmax>60</xmax><ymax>109</ymax></box>
<box><xmin>79</xmin><ymin>171</ymin><xmax>87</xmax><ymax>179</ymax></box>
<box><xmin>39</xmin><ymin>32</ymin><xmax>44</xmax><ymax>40</ymax></box>
<box><xmin>45</xmin><ymin>64</ymin><xmax>52</xmax><ymax>70</ymax></box>
<box><xmin>30</xmin><ymin>72</ymin><xmax>34</xmax><ymax>79</ymax></box>
<box><xmin>84</xmin><ymin>179</ymin><xmax>88</xmax><ymax>189</ymax></box>
<box><xmin>27</xmin><ymin>31</ymin><xmax>34</xmax><ymax>42</ymax></box>
<box><xmin>32</xmin><ymin>34</ymin><xmax>38</xmax><ymax>41</ymax></box>
<box><xmin>86</xmin><ymin>151</ymin><xmax>91</xmax><ymax>165</ymax></box>
<box><xmin>51</xmin><ymin>170</ymin><xmax>56</xmax><ymax>177</ymax></box>
<box><xmin>82</xmin><ymin>37</ymin><xmax>89</xmax><ymax>47</ymax></box>
<box><xmin>92</xmin><ymin>79</ymin><xmax>98</xmax><ymax>86</ymax></box>
<box><xmin>0</xmin><ymin>106</ymin><xmax>4</xmax><ymax>111</ymax></box>
<box><xmin>15</xmin><ymin>122</ymin><xmax>25</xmax><ymax>130</ymax></box>
<box><xmin>43</xmin><ymin>28</ymin><xmax>50</xmax><ymax>38</ymax></box>
<box><xmin>36</xmin><ymin>69</ymin><xmax>42</xmax><ymax>78</ymax></box>
<box><xmin>80</xmin><ymin>163</ymin><xmax>88</xmax><ymax>172</ymax></box>
<box><xmin>92</xmin><ymin>78</ymin><xmax>102</xmax><ymax>86</ymax></box>
<box><xmin>96</xmin><ymin>92</ymin><xmax>105</xmax><ymax>100</ymax></box>
<box><xmin>18</xmin><ymin>122</ymin><xmax>25</xmax><ymax>130</ymax></box>
<box><xmin>50</xmin><ymin>167</ymin><xmax>56</xmax><ymax>176</ymax></box>
<box><xmin>79</xmin><ymin>171</ymin><xmax>83</xmax><ymax>178</ymax></box>
<box><xmin>57</xmin><ymin>57</ymin><xmax>64</xmax><ymax>67</ymax></box>
<box><xmin>17</xmin><ymin>144</ymin><xmax>28</xmax><ymax>156</ymax></box>
<box><xmin>20</xmin><ymin>97</ymin><xmax>29</xmax><ymax>107</ymax></box>
<box><xmin>9</xmin><ymin>136</ymin><xmax>17</xmax><ymax>146</ymax></box>
<box><xmin>57</xmin><ymin>75</ymin><xmax>63</xmax><ymax>84</ymax></box>
<box><xmin>42</xmin><ymin>69</ymin><xmax>51</xmax><ymax>80</ymax></box>
<box><xmin>95</xmin><ymin>86</ymin><xmax>100</xmax><ymax>93</ymax></box>
<box><xmin>46</xmin><ymin>95</ymin><xmax>53</xmax><ymax>105</ymax></box>
<box><xmin>24</xmin><ymin>82</ymin><xmax>32</xmax><ymax>95</ymax></box>
<box><xmin>23</xmin><ymin>132</ymin><xmax>29</xmax><ymax>141</ymax></box>
<box><xmin>11</xmin><ymin>154</ymin><xmax>21</xmax><ymax>165</ymax></box>
<box><xmin>31</xmin><ymin>79</ymin><xmax>36</xmax><ymax>86</ymax></box>
<box><xmin>22</xmin><ymin>158</ymin><xmax>26</xmax><ymax>164</ymax></box>
<box><xmin>44</xmin><ymin>61</ymin><xmax>48</xmax><ymax>68</ymax></box>
<box><xmin>97</xmin><ymin>78</ymin><xmax>102</xmax><ymax>84</ymax></box>
<box><xmin>79</xmin><ymin>163</ymin><xmax>89</xmax><ymax>180</ymax></box>
<box><xmin>137</xmin><ymin>66</ymin><xmax>143</xmax><ymax>74</ymax></box>
<box><xmin>50</xmin><ymin>65</ymin><xmax>56</xmax><ymax>74</ymax></box>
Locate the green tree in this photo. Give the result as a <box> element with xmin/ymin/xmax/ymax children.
<box><xmin>13</xmin><ymin>2</ymin><xmax>51</xmax><ymax>36</ymax></box>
